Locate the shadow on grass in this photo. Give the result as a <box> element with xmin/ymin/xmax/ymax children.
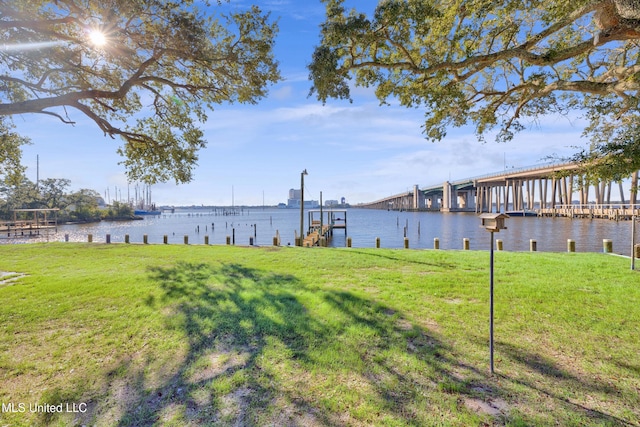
<box><xmin>35</xmin><ymin>259</ymin><xmax>637</xmax><ymax>426</ymax></box>
<box><xmin>495</xmin><ymin>341</ymin><xmax>636</xmax><ymax>426</ymax></box>
<box><xmin>58</xmin><ymin>260</ymin><xmax>498</xmax><ymax>426</ymax></box>
<box><xmin>119</xmin><ymin>261</ymin><xmax>327</xmax><ymax>426</ymax></box>
<box><xmin>348</xmin><ymin>248</ymin><xmax>461</xmax><ymax>270</ymax></box>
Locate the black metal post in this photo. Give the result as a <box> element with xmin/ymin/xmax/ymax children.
<box><xmin>632</xmin><ymin>214</ymin><xmax>636</xmax><ymax>271</ymax></box>
<box><xmin>490</xmin><ymin>230</ymin><xmax>495</xmax><ymax>375</ymax></box>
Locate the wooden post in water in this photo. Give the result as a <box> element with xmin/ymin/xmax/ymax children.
<box><xmin>88</xmin><ymin>234</ymin><xmax>93</xmax><ymax>243</ymax></box>
<box><xmin>226</xmin><ymin>236</ymin><xmax>231</xmax><ymax>245</ymax></box>
<box><xmin>529</xmin><ymin>239</ymin><xmax>537</xmax><ymax>252</ymax></box>
<box><xmin>496</xmin><ymin>239</ymin><xmax>503</xmax><ymax>251</ymax></box>
<box><xmin>163</xmin><ymin>235</ymin><xmax>168</xmax><ymax>244</ymax></box>
<box><xmin>106</xmin><ymin>234</ymin><xmax>111</xmax><ymax>244</ymax></box>
<box><xmin>184</xmin><ymin>235</ymin><xmax>189</xmax><ymax>245</ymax></box>
<box><xmin>603</xmin><ymin>239</ymin><xmax>613</xmax><ymax>253</ymax></box>
<box><xmin>125</xmin><ymin>234</ymin><xmax>129</xmax><ymax>244</ymax></box>
<box><xmin>404</xmin><ymin>237</ymin><xmax>409</xmax><ymax>249</ymax></box>
<box><xmin>376</xmin><ymin>237</ymin><xmax>380</xmax><ymax>248</ymax></box>
<box><xmin>463</xmin><ymin>238</ymin><xmax>470</xmax><ymax>250</ymax></box>
<box><xmin>567</xmin><ymin>239</ymin><xmax>576</xmax><ymax>252</ymax></box>
<box><xmin>143</xmin><ymin>234</ymin><xmax>148</xmax><ymax>244</ymax></box>
<box><xmin>434</xmin><ymin>238</ymin><xmax>440</xmax><ymax>250</ymax></box>
<box><xmin>204</xmin><ymin>235</ymin><xmax>209</xmax><ymax>245</ymax></box>
<box><xmin>347</xmin><ymin>237</ymin><xmax>352</xmax><ymax>248</ymax></box>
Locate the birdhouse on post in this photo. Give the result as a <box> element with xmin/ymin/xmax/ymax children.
<box><xmin>479</xmin><ymin>213</ymin><xmax>509</xmax><ymax>232</ymax></box>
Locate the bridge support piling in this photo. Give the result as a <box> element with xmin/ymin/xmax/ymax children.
<box><xmin>357</xmin><ymin>165</ymin><xmax>640</xmax><ymax>217</ymax></box>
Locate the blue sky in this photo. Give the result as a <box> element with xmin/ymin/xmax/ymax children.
<box><xmin>13</xmin><ymin>0</ymin><xmax>590</xmax><ymax>206</ymax></box>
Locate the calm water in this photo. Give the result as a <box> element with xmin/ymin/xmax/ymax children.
<box><xmin>4</xmin><ymin>208</ymin><xmax>636</xmax><ymax>255</ymax></box>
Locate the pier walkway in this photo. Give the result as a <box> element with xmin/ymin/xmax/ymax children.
<box><xmin>1</xmin><ymin>208</ymin><xmax>59</xmax><ymax>238</ymax></box>
<box><xmin>302</xmin><ymin>209</ymin><xmax>347</xmax><ymax>247</ymax></box>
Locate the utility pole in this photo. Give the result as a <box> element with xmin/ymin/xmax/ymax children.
<box><xmin>299</xmin><ymin>169</ymin><xmax>308</xmax><ymax>246</ymax></box>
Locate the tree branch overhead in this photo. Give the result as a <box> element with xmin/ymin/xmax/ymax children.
<box><xmin>0</xmin><ymin>0</ymin><xmax>280</xmax><ymax>184</ymax></box>
<box><xmin>309</xmin><ymin>0</ymin><xmax>640</xmax><ymax>177</ymax></box>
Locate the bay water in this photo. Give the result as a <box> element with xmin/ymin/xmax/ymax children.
<box><xmin>7</xmin><ymin>208</ymin><xmax>635</xmax><ymax>255</ymax></box>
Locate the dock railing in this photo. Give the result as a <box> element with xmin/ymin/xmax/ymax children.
<box><xmin>539</xmin><ymin>204</ymin><xmax>639</xmax><ymax>220</ymax></box>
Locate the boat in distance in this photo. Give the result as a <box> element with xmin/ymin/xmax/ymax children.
<box><xmin>134</xmin><ymin>209</ymin><xmax>161</xmax><ymax>215</ymax></box>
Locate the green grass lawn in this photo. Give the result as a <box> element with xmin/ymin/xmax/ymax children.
<box><xmin>0</xmin><ymin>243</ymin><xmax>638</xmax><ymax>426</ymax></box>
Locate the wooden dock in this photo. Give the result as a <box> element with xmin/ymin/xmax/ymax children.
<box><xmin>303</xmin><ymin>209</ymin><xmax>347</xmax><ymax>247</ymax></box>
<box><xmin>0</xmin><ymin>221</ymin><xmax>58</xmax><ymax>237</ymax></box>
<box><xmin>1</xmin><ymin>208</ymin><xmax>59</xmax><ymax>238</ymax></box>
<box><xmin>537</xmin><ymin>204</ymin><xmax>640</xmax><ymax>220</ymax></box>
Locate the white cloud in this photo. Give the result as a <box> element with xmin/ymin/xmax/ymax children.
<box><xmin>269</xmin><ymin>85</ymin><xmax>294</xmax><ymax>100</ymax></box>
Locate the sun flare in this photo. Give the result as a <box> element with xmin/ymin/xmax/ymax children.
<box><xmin>88</xmin><ymin>29</ymin><xmax>106</xmax><ymax>47</ymax></box>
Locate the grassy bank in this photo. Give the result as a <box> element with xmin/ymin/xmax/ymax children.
<box><xmin>0</xmin><ymin>243</ymin><xmax>638</xmax><ymax>426</ymax></box>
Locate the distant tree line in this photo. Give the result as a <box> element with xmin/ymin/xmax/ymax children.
<box><xmin>0</xmin><ymin>176</ymin><xmax>134</xmax><ymax>222</ymax></box>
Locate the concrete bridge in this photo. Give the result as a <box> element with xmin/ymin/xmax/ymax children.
<box><xmin>358</xmin><ymin>162</ymin><xmax>640</xmax><ymax>216</ymax></box>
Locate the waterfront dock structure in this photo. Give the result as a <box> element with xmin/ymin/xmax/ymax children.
<box><xmin>302</xmin><ymin>209</ymin><xmax>347</xmax><ymax>247</ymax></box>
<box><xmin>358</xmin><ymin>162</ymin><xmax>640</xmax><ymax>219</ymax></box>
<box><xmin>0</xmin><ymin>208</ymin><xmax>59</xmax><ymax>238</ymax></box>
